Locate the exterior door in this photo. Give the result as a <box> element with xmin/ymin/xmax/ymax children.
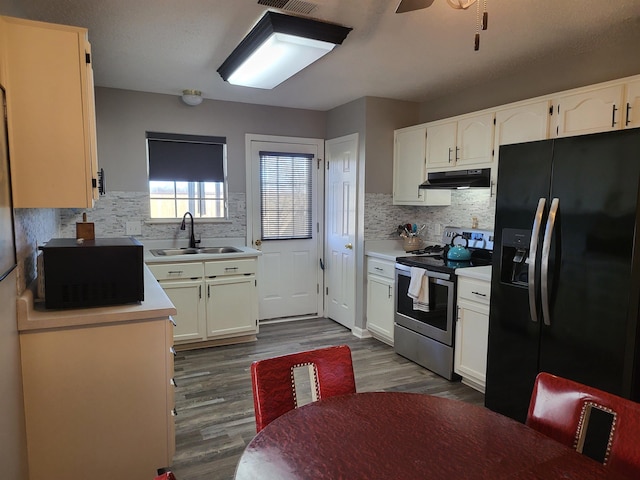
<box><xmin>247</xmin><ymin>135</ymin><xmax>324</xmax><ymax>321</ymax></box>
<box><xmin>325</xmin><ymin>134</ymin><xmax>358</xmax><ymax>329</ymax></box>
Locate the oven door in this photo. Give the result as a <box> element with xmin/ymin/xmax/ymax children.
<box><xmin>395</xmin><ymin>264</ymin><xmax>455</xmax><ymax>346</ymax></box>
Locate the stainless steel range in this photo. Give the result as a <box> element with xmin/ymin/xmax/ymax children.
<box><xmin>394</xmin><ymin>226</ymin><xmax>493</xmax><ymax>380</ymax></box>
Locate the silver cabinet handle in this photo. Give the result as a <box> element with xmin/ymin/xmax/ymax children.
<box><xmin>472</xmin><ymin>291</ymin><xmax>487</xmax><ymax>297</ymax></box>
<box><xmin>448</xmin><ymin>147</ymin><xmax>452</xmax><ymax>163</ymax></box>
<box><xmin>224</xmin><ymin>266</ymin><xmax>239</xmax><ymax>272</ymax></box>
<box><xmin>169</xmin><ymin>316</ymin><xmax>176</xmax><ymax>327</ymax></box>
<box><xmin>388</xmin><ymin>285</ymin><xmax>392</xmax><ymax>298</ymax></box>
<box><xmin>170</xmin><ymin>346</ymin><xmax>176</xmax><ymax>356</ymax></box>
<box><xmin>626</xmin><ymin>102</ymin><xmax>632</xmax><ymax>126</ymax></box>
<box><xmin>168</xmin><ymin>270</ymin><xmax>184</xmax><ymax>275</ymax></box>
<box><xmin>541</xmin><ymin>198</ymin><xmax>559</xmax><ymax>326</ymax></box>
<box><xmin>612</xmin><ymin>104</ymin><xmax>618</xmax><ymax>127</ymax></box>
<box><xmin>528</xmin><ymin>198</ymin><xmax>546</xmax><ymax>323</ymax></box>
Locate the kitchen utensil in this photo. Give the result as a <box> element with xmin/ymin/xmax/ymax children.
<box><xmin>446</xmin><ymin>234</ymin><xmax>471</xmax><ymax>260</ymax></box>
<box><xmin>76</xmin><ymin>212</ymin><xmax>95</xmax><ymax>240</ymax></box>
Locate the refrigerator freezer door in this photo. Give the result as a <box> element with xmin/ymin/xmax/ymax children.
<box><xmin>485</xmin><ymin>139</ymin><xmax>554</xmax><ymax>422</ymax></box>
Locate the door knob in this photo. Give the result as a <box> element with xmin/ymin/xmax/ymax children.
<box><xmin>345</xmin><ymin>243</ymin><xmax>353</xmax><ymax>249</ymax></box>
<box><xmin>255</xmin><ymin>239</ymin><xmax>262</xmax><ymax>246</ymax></box>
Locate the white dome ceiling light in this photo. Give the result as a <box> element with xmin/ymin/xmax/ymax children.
<box><xmin>181</xmin><ymin>89</ymin><xmax>203</xmax><ymax>106</ymax></box>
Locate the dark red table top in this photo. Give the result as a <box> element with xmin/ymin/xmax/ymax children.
<box><xmin>234</xmin><ymin>392</ymin><xmax>631</xmax><ymax>480</ymax></box>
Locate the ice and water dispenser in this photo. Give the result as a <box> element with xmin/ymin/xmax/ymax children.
<box><xmin>500</xmin><ymin>228</ymin><xmax>531</xmax><ymax>286</ymax></box>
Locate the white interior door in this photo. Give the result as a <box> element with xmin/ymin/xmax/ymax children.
<box><xmin>325</xmin><ymin>134</ymin><xmax>358</xmax><ymax>330</ymax></box>
<box><xmin>247</xmin><ymin>136</ymin><xmax>324</xmax><ymax>321</ymax></box>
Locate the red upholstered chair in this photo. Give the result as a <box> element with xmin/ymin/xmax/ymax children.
<box><xmin>250</xmin><ymin>344</ymin><xmax>356</xmax><ymax>432</ymax></box>
<box><xmin>526</xmin><ymin>372</ymin><xmax>640</xmax><ymax>479</ymax></box>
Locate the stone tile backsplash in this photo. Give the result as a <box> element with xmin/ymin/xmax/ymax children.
<box><xmin>365</xmin><ymin>189</ymin><xmax>496</xmax><ymax>243</ymax></box>
<box><xmin>59</xmin><ymin>191</ymin><xmax>247</xmax><ymax>241</ymax></box>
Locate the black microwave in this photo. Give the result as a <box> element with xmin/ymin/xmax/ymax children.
<box><xmin>39</xmin><ymin>237</ymin><xmax>144</xmax><ymax>309</ymax></box>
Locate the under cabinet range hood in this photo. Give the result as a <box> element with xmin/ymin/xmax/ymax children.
<box><xmin>419</xmin><ymin>168</ymin><xmax>491</xmax><ymax>189</ymax></box>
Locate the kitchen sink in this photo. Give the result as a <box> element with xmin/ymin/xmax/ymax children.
<box><xmin>150</xmin><ymin>246</ymin><xmax>242</xmax><ymax>256</ymax></box>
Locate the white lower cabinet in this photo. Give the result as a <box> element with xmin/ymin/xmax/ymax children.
<box><xmin>455</xmin><ymin>275</ymin><xmax>491</xmax><ymax>393</ymax></box>
<box><xmin>20</xmin><ymin>318</ymin><xmax>175</xmax><ymax>480</ymax></box>
<box><xmin>149</xmin><ymin>257</ymin><xmax>258</xmax><ymax>347</ymax></box>
<box><xmin>366</xmin><ymin>257</ymin><xmax>395</xmax><ymax>346</ymax></box>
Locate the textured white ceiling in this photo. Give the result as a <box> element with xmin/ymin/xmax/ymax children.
<box><xmin>16</xmin><ymin>0</ymin><xmax>640</xmax><ymax>111</ymax></box>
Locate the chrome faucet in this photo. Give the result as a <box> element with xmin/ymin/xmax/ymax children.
<box><xmin>180</xmin><ymin>212</ymin><xmax>199</xmax><ymax>248</ymax></box>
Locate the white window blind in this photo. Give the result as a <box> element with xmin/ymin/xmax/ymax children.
<box><xmin>260</xmin><ymin>151</ymin><xmax>314</xmax><ymax>240</ymax></box>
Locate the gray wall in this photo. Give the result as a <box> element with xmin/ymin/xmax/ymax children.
<box><xmin>96</xmin><ymin>87</ymin><xmax>327</xmax><ymax>193</ymax></box>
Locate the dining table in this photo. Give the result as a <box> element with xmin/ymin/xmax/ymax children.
<box><xmin>234</xmin><ymin>391</ymin><xmax>631</xmax><ymax>480</ymax></box>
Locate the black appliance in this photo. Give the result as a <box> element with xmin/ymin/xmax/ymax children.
<box><xmin>39</xmin><ymin>237</ymin><xmax>144</xmax><ymax>309</ymax></box>
<box><xmin>419</xmin><ymin>168</ymin><xmax>491</xmax><ymax>189</ymax></box>
<box><xmin>485</xmin><ymin>128</ymin><xmax>640</xmax><ymax>423</ymax></box>
<box><xmin>395</xmin><ymin>227</ymin><xmax>493</xmax><ymax>380</ymax></box>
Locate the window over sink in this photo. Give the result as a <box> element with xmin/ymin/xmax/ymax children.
<box><xmin>146</xmin><ymin>131</ymin><xmax>228</xmax><ymax>219</ymax></box>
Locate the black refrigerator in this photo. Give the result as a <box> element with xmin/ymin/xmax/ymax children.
<box><xmin>485</xmin><ymin>128</ymin><xmax>640</xmax><ymax>423</ymax></box>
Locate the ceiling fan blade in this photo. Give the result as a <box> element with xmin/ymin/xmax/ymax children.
<box><xmin>395</xmin><ymin>0</ymin><xmax>436</xmax><ymax>14</ymax></box>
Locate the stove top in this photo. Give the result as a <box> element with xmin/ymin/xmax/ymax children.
<box><xmin>396</xmin><ymin>226</ymin><xmax>493</xmax><ymax>274</ymax></box>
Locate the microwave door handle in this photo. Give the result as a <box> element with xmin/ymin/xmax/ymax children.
<box><xmin>528</xmin><ymin>198</ymin><xmax>546</xmax><ymax>323</ymax></box>
<box><xmin>541</xmin><ymin>198</ymin><xmax>559</xmax><ymax>327</ymax></box>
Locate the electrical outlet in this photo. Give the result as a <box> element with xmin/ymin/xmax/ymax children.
<box><xmin>126</xmin><ymin>221</ymin><xmax>142</xmax><ymax>236</ymax></box>
<box><xmin>434</xmin><ymin>223</ymin><xmax>442</xmax><ymax>236</ymax></box>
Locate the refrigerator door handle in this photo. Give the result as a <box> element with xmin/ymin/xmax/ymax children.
<box><xmin>528</xmin><ymin>198</ymin><xmax>546</xmax><ymax>323</ymax></box>
<box><xmin>541</xmin><ymin>198</ymin><xmax>559</xmax><ymax>326</ymax></box>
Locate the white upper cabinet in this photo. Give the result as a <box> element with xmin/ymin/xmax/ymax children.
<box><xmin>494</xmin><ymin>100</ymin><xmax>550</xmax><ymax>149</ymax></box>
<box><xmin>2</xmin><ymin>16</ymin><xmax>99</xmax><ymax>208</ymax></box>
<box><xmin>426</xmin><ymin>112</ymin><xmax>495</xmax><ymax>170</ymax></box>
<box><xmin>425</xmin><ymin>121</ymin><xmax>457</xmax><ymax>170</ymax></box>
<box><xmin>552</xmin><ymin>84</ymin><xmax>625</xmax><ymax>138</ymax></box>
<box><xmin>456</xmin><ymin>112</ymin><xmax>495</xmax><ymax>166</ymax></box>
<box><xmin>624</xmin><ymin>79</ymin><xmax>640</xmax><ymax>129</ymax></box>
<box><xmin>393</xmin><ymin>125</ymin><xmax>451</xmax><ymax>206</ymax></box>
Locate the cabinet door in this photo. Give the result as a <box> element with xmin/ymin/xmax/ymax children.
<box><xmin>206</xmin><ymin>275</ymin><xmax>257</xmax><ymax>338</ymax></box>
<box><xmin>624</xmin><ymin>79</ymin><xmax>640</xmax><ymax>129</ymax></box>
<box><xmin>456</xmin><ymin>112</ymin><xmax>495</xmax><ymax>166</ymax></box>
<box><xmin>494</xmin><ymin>101</ymin><xmax>550</xmax><ymax>150</ymax></box>
<box><xmin>393</xmin><ymin>126</ymin><xmax>426</xmax><ymax>204</ymax></box>
<box><xmin>159</xmin><ymin>279</ymin><xmax>205</xmax><ymax>343</ymax></box>
<box><xmin>393</xmin><ymin>126</ymin><xmax>451</xmax><ymax>206</ymax></box>
<box><xmin>20</xmin><ymin>320</ymin><xmax>172</xmax><ymax>480</ymax></box>
<box><xmin>425</xmin><ymin>121</ymin><xmax>457</xmax><ymax>169</ymax></box>
<box><xmin>455</xmin><ymin>300</ymin><xmax>489</xmax><ymax>393</ymax></box>
<box><xmin>366</xmin><ymin>273</ymin><xmax>395</xmax><ymax>346</ymax></box>
<box><xmin>554</xmin><ymin>84</ymin><xmax>625</xmax><ymax>137</ymax></box>
<box><xmin>4</xmin><ymin>17</ymin><xmax>98</xmax><ymax>208</ymax></box>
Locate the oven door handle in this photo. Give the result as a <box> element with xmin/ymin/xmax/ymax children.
<box><xmin>528</xmin><ymin>198</ymin><xmax>546</xmax><ymax>323</ymax></box>
<box><xmin>541</xmin><ymin>198</ymin><xmax>559</xmax><ymax>327</ymax></box>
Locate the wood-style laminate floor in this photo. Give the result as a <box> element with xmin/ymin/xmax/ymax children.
<box><xmin>170</xmin><ymin>317</ymin><xmax>484</xmax><ymax>480</ymax></box>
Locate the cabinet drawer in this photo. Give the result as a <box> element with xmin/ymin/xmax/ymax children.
<box><xmin>148</xmin><ymin>262</ymin><xmax>204</xmax><ymax>281</ymax></box>
<box><xmin>457</xmin><ymin>277</ymin><xmax>490</xmax><ymax>305</ymax></box>
<box><xmin>367</xmin><ymin>258</ymin><xmax>395</xmax><ymax>278</ymax></box>
<box><xmin>205</xmin><ymin>258</ymin><xmax>256</xmax><ymax>277</ymax></box>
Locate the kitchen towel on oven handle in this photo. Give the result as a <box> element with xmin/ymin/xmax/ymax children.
<box><xmin>408</xmin><ymin>267</ymin><xmax>431</xmax><ymax>312</ymax></box>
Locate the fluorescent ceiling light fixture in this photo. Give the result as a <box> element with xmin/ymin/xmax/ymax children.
<box><xmin>217</xmin><ymin>11</ymin><xmax>352</xmax><ymax>90</ymax></box>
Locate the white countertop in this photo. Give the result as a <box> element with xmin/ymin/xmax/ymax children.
<box><xmin>455</xmin><ymin>265</ymin><xmax>492</xmax><ymax>282</ymax></box>
<box><xmin>17</xmin><ymin>266</ymin><xmax>177</xmax><ymax>332</ymax></box>
<box><xmin>365</xmin><ymin>239</ymin><xmax>414</xmax><ymax>262</ymax></box>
